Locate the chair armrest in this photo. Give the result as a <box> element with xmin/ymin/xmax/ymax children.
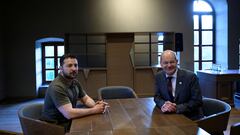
<box><xmin>20</xmin><ymin>117</ymin><xmax>65</xmax><ymax>135</ymax></box>
<box><xmin>196</xmin><ymin>110</ymin><xmax>230</xmax><ymax>135</ymax></box>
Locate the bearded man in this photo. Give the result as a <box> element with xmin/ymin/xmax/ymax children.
<box><xmin>41</xmin><ymin>54</ymin><xmax>108</xmax><ymax>132</ymax></box>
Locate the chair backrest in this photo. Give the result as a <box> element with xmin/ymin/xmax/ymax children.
<box><xmin>196</xmin><ymin>97</ymin><xmax>231</xmax><ymax>135</ymax></box>
<box><xmin>230</xmin><ymin>122</ymin><xmax>240</xmax><ymax>135</ymax></box>
<box><xmin>18</xmin><ymin>103</ymin><xmax>65</xmax><ymax>135</ymax></box>
<box><xmin>98</xmin><ymin>86</ymin><xmax>137</xmax><ymax>100</ymax></box>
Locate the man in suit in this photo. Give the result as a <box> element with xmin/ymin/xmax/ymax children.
<box><xmin>154</xmin><ymin>50</ymin><xmax>204</xmax><ymax>120</ymax></box>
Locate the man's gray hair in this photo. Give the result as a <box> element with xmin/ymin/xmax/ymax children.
<box><xmin>160</xmin><ymin>50</ymin><xmax>177</xmax><ymax>62</ymax></box>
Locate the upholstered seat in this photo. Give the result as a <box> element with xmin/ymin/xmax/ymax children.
<box><xmin>98</xmin><ymin>86</ymin><xmax>137</xmax><ymax>100</ymax></box>
<box><xmin>18</xmin><ymin>103</ymin><xmax>65</xmax><ymax>135</ymax></box>
<box><xmin>196</xmin><ymin>97</ymin><xmax>231</xmax><ymax>135</ymax></box>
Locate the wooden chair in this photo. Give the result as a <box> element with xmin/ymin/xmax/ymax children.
<box><xmin>18</xmin><ymin>103</ymin><xmax>65</xmax><ymax>135</ymax></box>
<box><xmin>196</xmin><ymin>97</ymin><xmax>231</xmax><ymax>135</ymax></box>
<box><xmin>230</xmin><ymin>122</ymin><xmax>240</xmax><ymax>135</ymax></box>
<box><xmin>98</xmin><ymin>86</ymin><xmax>138</xmax><ymax>100</ymax></box>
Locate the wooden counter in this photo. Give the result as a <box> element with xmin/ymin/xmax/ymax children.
<box><xmin>197</xmin><ymin>70</ymin><xmax>240</xmax><ymax>105</ymax></box>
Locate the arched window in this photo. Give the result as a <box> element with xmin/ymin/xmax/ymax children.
<box><xmin>35</xmin><ymin>37</ymin><xmax>64</xmax><ymax>91</ymax></box>
<box><xmin>193</xmin><ymin>0</ymin><xmax>215</xmax><ymax>72</ymax></box>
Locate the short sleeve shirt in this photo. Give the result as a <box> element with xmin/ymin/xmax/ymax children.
<box><xmin>41</xmin><ymin>74</ymin><xmax>86</xmax><ymax>124</ymax></box>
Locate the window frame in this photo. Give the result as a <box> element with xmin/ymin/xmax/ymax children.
<box><xmin>134</xmin><ymin>32</ymin><xmax>165</xmax><ymax>67</ymax></box>
<box><xmin>193</xmin><ymin>0</ymin><xmax>216</xmax><ymax>71</ymax></box>
<box><xmin>42</xmin><ymin>42</ymin><xmax>64</xmax><ymax>84</ymax></box>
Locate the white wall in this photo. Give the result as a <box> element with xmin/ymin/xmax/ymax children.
<box><xmin>70</xmin><ymin>0</ymin><xmax>193</xmax><ymax>69</ymax></box>
<box><xmin>2</xmin><ymin>0</ymin><xmax>221</xmax><ymax>98</ymax></box>
<box><xmin>209</xmin><ymin>0</ymin><xmax>228</xmax><ymax>69</ymax></box>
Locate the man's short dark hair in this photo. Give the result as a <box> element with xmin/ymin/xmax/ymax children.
<box><xmin>60</xmin><ymin>54</ymin><xmax>77</xmax><ymax>66</ymax></box>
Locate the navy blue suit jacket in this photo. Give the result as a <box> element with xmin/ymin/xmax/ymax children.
<box><xmin>154</xmin><ymin>68</ymin><xmax>204</xmax><ymax>120</ymax></box>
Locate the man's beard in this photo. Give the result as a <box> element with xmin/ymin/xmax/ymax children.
<box><xmin>62</xmin><ymin>71</ymin><xmax>78</xmax><ymax>79</ymax></box>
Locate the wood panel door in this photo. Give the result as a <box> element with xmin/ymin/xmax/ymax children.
<box><xmin>106</xmin><ymin>34</ymin><xmax>134</xmax><ymax>88</ymax></box>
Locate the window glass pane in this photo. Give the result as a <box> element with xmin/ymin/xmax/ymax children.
<box><xmin>194</xmin><ymin>15</ymin><xmax>199</xmax><ymax>29</ymax></box>
<box><xmin>158</xmin><ymin>44</ymin><xmax>163</xmax><ymax>53</ymax></box>
<box><xmin>158</xmin><ymin>56</ymin><xmax>161</xmax><ymax>66</ymax></box>
<box><xmin>193</xmin><ymin>0</ymin><xmax>212</xmax><ymax>12</ymax></box>
<box><xmin>194</xmin><ymin>47</ymin><xmax>199</xmax><ymax>61</ymax></box>
<box><xmin>158</xmin><ymin>33</ymin><xmax>164</xmax><ymax>41</ymax></box>
<box><xmin>58</xmin><ymin>46</ymin><xmax>64</xmax><ymax>56</ymax></box>
<box><xmin>202</xmin><ymin>46</ymin><xmax>213</xmax><ymax>60</ymax></box>
<box><xmin>45</xmin><ymin>46</ymin><xmax>54</xmax><ymax>57</ymax></box>
<box><xmin>202</xmin><ymin>62</ymin><xmax>212</xmax><ymax>70</ymax></box>
<box><xmin>194</xmin><ymin>62</ymin><xmax>199</xmax><ymax>72</ymax></box>
<box><xmin>58</xmin><ymin>58</ymin><xmax>61</xmax><ymax>68</ymax></box>
<box><xmin>45</xmin><ymin>58</ymin><xmax>54</xmax><ymax>69</ymax></box>
<box><xmin>194</xmin><ymin>31</ymin><xmax>199</xmax><ymax>45</ymax></box>
<box><xmin>202</xmin><ymin>15</ymin><xmax>213</xmax><ymax>29</ymax></box>
<box><xmin>46</xmin><ymin>70</ymin><xmax>55</xmax><ymax>81</ymax></box>
<box><xmin>202</xmin><ymin>31</ymin><xmax>213</xmax><ymax>45</ymax></box>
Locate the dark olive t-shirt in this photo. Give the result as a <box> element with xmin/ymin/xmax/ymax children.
<box><xmin>41</xmin><ymin>74</ymin><xmax>86</xmax><ymax>126</ymax></box>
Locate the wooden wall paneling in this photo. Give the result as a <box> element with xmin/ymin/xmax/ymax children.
<box><xmin>106</xmin><ymin>34</ymin><xmax>134</xmax><ymax>88</ymax></box>
<box><xmin>77</xmin><ymin>69</ymin><xmax>106</xmax><ymax>99</ymax></box>
<box><xmin>67</xmin><ymin>33</ymin><xmax>170</xmax><ymax>98</ymax></box>
<box><xmin>86</xmin><ymin>70</ymin><xmax>107</xmax><ymax>99</ymax></box>
<box><xmin>77</xmin><ymin>70</ymin><xmax>87</xmax><ymax>94</ymax></box>
<box><xmin>134</xmin><ymin>68</ymin><xmax>155</xmax><ymax>97</ymax></box>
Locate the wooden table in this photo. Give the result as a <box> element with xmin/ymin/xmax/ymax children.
<box><xmin>69</xmin><ymin>98</ymin><xmax>209</xmax><ymax>135</ymax></box>
<box><xmin>197</xmin><ymin>70</ymin><xmax>240</xmax><ymax>105</ymax></box>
